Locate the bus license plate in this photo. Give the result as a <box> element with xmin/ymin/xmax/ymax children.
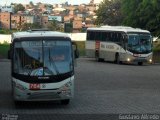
<box><xmin>133</xmin><ymin>54</ymin><xmax>139</xmax><ymax>57</ymax></box>
<box><xmin>29</xmin><ymin>84</ymin><xmax>40</xmax><ymax>90</ymax></box>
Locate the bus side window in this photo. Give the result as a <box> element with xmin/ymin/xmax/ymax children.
<box><xmin>105</xmin><ymin>32</ymin><xmax>109</xmax><ymax>41</ymax></box>
<box><xmin>108</xmin><ymin>32</ymin><xmax>112</xmax><ymax>41</ymax></box>
<box><xmin>87</xmin><ymin>32</ymin><xmax>90</xmax><ymax>40</ymax></box>
<box><xmin>101</xmin><ymin>32</ymin><xmax>105</xmax><ymax>41</ymax></box>
<box><xmin>113</xmin><ymin>32</ymin><xmax>117</xmax><ymax>42</ymax></box>
<box><xmin>95</xmin><ymin>32</ymin><xmax>101</xmax><ymax>41</ymax></box>
<box><xmin>116</xmin><ymin>33</ymin><xmax>121</xmax><ymax>43</ymax></box>
<box><xmin>121</xmin><ymin>33</ymin><xmax>128</xmax><ymax>50</ymax></box>
<box><xmin>90</xmin><ymin>32</ymin><xmax>95</xmax><ymax>41</ymax></box>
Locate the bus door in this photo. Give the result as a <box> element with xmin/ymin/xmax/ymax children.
<box><xmin>95</xmin><ymin>41</ymin><xmax>100</xmax><ymax>58</ymax></box>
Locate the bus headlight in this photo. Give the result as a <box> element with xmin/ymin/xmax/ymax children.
<box><xmin>149</xmin><ymin>59</ymin><xmax>152</xmax><ymax>63</ymax></box>
<box><xmin>15</xmin><ymin>83</ymin><xmax>26</xmax><ymax>91</ymax></box>
<box><xmin>127</xmin><ymin>58</ymin><xmax>131</xmax><ymax>62</ymax></box>
<box><xmin>60</xmin><ymin>82</ymin><xmax>72</xmax><ymax>95</ymax></box>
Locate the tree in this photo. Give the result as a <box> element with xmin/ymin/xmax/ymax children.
<box><xmin>136</xmin><ymin>0</ymin><xmax>160</xmax><ymax>35</ymax></box>
<box><xmin>122</xmin><ymin>0</ymin><xmax>160</xmax><ymax>36</ymax></box>
<box><xmin>21</xmin><ymin>23</ymin><xmax>42</xmax><ymax>31</ymax></box>
<box><xmin>95</xmin><ymin>0</ymin><xmax>123</xmax><ymax>25</ymax></box>
<box><xmin>14</xmin><ymin>4</ymin><xmax>25</xmax><ymax>13</ymax></box>
<box><xmin>47</xmin><ymin>20</ymin><xmax>63</xmax><ymax>32</ymax></box>
<box><xmin>64</xmin><ymin>23</ymin><xmax>73</xmax><ymax>33</ymax></box>
<box><xmin>121</xmin><ymin>0</ymin><xmax>142</xmax><ymax>27</ymax></box>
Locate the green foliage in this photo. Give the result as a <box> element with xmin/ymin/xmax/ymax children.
<box><xmin>2</xmin><ymin>41</ymin><xmax>10</xmax><ymax>45</ymax></box>
<box><xmin>0</xmin><ymin>44</ymin><xmax>10</xmax><ymax>58</ymax></box>
<box><xmin>14</xmin><ymin>4</ymin><xmax>25</xmax><ymax>13</ymax></box>
<box><xmin>96</xmin><ymin>0</ymin><xmax>160</xmax><ymax>36</ymax></box>
<box><xmin>153</xmin><ymin>42</ymin><xmax>160</xmax><ymax>52</ymax></box>
<box><xmin>121</xmin><ymin>0</ymin><xmax>142</xmax><ymax>27</ymax></box>
<box><xmin>73</xmin><ymin>41</ymin><xmax>85</xmax><ymax>56</ymax></box>
<box><xmin>95</xmin><ymin>0</ymin><xmax>123</xmax><ymax>25</ymax></box>
<box><xmin>21</xmin><ymin>23</ymin><xmax>42</xmax><ymax>30</ymax></box>
<box><xmin>47</xmin><ymin>20</ymin><xmax>57</xmax><ymax>31</ymax></box>
<box><xmin>121</xmin><ymin>0</ymin><xmax>160</xmax><ymax>36</ymax></box>
<box><xmin>0</xmin><ymin>30</ymin><xmax>5</xmax><ymax>34</ymax></box>
<box><xmin>48</xmin><ymin>20</ymin><xmax>64</xmax><ymax>32</ymax></box>
<box><xmin>0</xmin><ymin>30</ymin><xmax>12</xmax><ymax>34</ymax></box>
<box><xmin>64</xmin><ymin>23</ymin><xmax>73</xmax><ymax>33</ymax></box>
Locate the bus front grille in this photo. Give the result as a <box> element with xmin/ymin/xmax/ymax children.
<box><xmin>28</xmin><ymin>92</ymin><xmax>60</xmax><ymax>100</ymax></box>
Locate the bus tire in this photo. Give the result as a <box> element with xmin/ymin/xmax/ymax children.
<box><xmin>95</xmin><ymin>57</ymin><xmax>99</xmax><ymax>62</ymax></box>
<box><xmin>61</xmin><ymin>99</ymin><xmax>70</xmax><ymax>105</ymax></box>
<box><xmin>138</xmin><ymin>62</ymin><xmax>143</xmax><ymax>65</ymax></box>
<box><xmin>95</xmin><ymin>57</ymin><xmax>101</xmax><ymax>62</ymax></box>
<box><xmin>97</xmin><ymin>58</ymin><xmax>104</xmax><ymax>62</ymax></box>
<box><xmin>115</xmin><ymin>54</ymin><xmax>121</xmax><ymax>64</ymax></box>
<box><xmin>14</xmin><ymin>100</ymin><xmax>23</xmax><ymax>106</ymax></box>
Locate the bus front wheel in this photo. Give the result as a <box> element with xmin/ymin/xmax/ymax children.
<box><xmin>138</xmin><ymin>62</ymin><xmax>143</xmax><ymax>65</ymax></box>
<box><xmin>115</xmin><ymin>54</ymin><xmax>121</xmax><ymax>64</ymax></box>
<box><xmin>14</xmin><ymin>100</ymin><xmax>24</xmax><ymax>106</ymax></box>
<box><xmin>61</xmin><ymin>99</ymin><xmax>70</xmax><ymax>105</ymax></box>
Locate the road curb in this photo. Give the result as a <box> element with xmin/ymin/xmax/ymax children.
<box><xmin>0</xmin><ymin>59</ymin><xmax>10</xmax><ymax>62</ymax></box>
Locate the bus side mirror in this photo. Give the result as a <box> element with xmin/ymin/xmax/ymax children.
<box><xmin>8</xmin><ymin>50</ymin><xmax>11</xmax><ymax>59</ymax></box>
<box><xmin>124</xmin><ymin>43</ymin><xmax>127</xmax><ymax>50</ymax></box>
<box><xmin>75</xmin><ymin>49</ymin><xmax>79</xmax><ymax>59</ymax></box>
<box><xmin>8</xmin><ymin>43</ymin><xmax>13</xmax><ymax>59</ymax></box>
<box><xmin>72</xmin><ymin>42</ymin><xmax>79</xmax><ymax>59</ymax></box>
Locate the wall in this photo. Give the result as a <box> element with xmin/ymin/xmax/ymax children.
<box><xmin>0</xmin><ymin>12</ymin><xmax>11</xmax><ymax>29</ymax></box>
<box><xmin>0</xmin><ymin>34</ymin><xmax>11</xmax><ymax>43</ymax></box>
<box><xmin>0</xmin><ymin>33</ymin><xmax>86</xmax><ymax>43</ymax></box>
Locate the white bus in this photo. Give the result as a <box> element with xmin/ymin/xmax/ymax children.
<box><xmin>8</xmin><ymin>30</ymin><xmax>79</xmax><ymax>105</ymax></box>
<box><xmin>86</xmin><ymin>26</ymin><xmax>153</xmax><ymax>65</ymax></box>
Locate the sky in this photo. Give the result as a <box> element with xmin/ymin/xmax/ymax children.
<box><xmin>0</xmin><ymin>0</ymin><xmax>91</xmax><ymax>5</ymax></box>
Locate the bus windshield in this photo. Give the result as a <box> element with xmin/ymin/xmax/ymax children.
<box><xmin>127</xmin><ymin>34</ymin><xmax>152</xmax><ymax>54</ymax></box>
<box><xmin>14</xmin><ymin>40</ymin><xmax>73</xmax><ymax>76</ymax></box>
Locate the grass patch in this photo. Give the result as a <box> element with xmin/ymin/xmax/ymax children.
<box><xmin>0</xmin><ymin>44</ymin><xmax>10</xmax><ymax>58</ymax></box>
<box><xmin>153</xmin><ymin>51</ymin><xmax>160</xmax><ymax>63</ymax></box>
<box><xmin>153</xmin><ymin>43</ymin><xmax>160</xmax><ymax>52</ymax></box>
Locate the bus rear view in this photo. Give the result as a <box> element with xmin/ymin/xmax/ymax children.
<box><xmin>9</xmin><ymin>30</ymin><xmax>78</xmax><ymax>105</ymax></box>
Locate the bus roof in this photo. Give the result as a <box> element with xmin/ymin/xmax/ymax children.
<box><xmin>12</xmin><ymin>30</ymin><xmax>70</xmax><ymax>40</ymax></box>
<box><xmin>87</xmin><ymin>26</ymin><xmax>150</xmax><ymax>34</ymax></box>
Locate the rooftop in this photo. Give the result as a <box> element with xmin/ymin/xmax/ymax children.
<box><xmin>87</xmin><ymin>26</ymin><xmax>150</xmax><ymax>33</ymax></box>
<box><xmin>12</xmin><ymin>30</ymin><xmax>70</xmax><ymax>40</ymax></box>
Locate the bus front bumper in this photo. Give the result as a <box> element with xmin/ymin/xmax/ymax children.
<box><xmin>13</xmin><ymin>87</ymin><xmax>72</xmax><ymax>101</ymax></box>
<box><xmin>125</xmin><ymin>57</ymin><xmax>152</xmax><ymax>64</ymax></box>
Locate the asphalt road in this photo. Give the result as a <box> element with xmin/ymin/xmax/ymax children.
<box><xmin>0</xmin><ymin>58</ymin><xmax>160</xmax><ymax>119</ymax></box>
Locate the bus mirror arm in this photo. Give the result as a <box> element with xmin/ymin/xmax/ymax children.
<box><xmin>8</xmin><ymin>43</ymin><xmax>12</xmax><ymax>59</ymax></box>
<box><xmin>8</xmin><ymin>43</ymin><xmax>13</xmax><ymax>59</ymax></box>
<box><xmin>74</xmin><ymin>49</ymin><xmax>79</xmax><ymax>59</ymax></box>
<box><xmin>124</xmin><ymin>43</ymin><xmax>127</xmax><ymax>50</ymax></box>
<box><xmin>72</xmin><ymin>42</ymin><xmax>79</xmax><ymax>59</ymax></box>
<box><xmin>8</xmin><ymin>50</ymin><xmax>11</xmax><ymax>59</ymax></box>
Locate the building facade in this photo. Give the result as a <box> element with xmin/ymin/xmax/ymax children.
<box><xmin>0</xmin><ymin>6</ymin><xmax>14</xmax><ymax>13</ymax></box>
<box><xmin>0</xmin><ymin>12</ymin><xmax>11</xmax><ymax>29</ymax></box>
